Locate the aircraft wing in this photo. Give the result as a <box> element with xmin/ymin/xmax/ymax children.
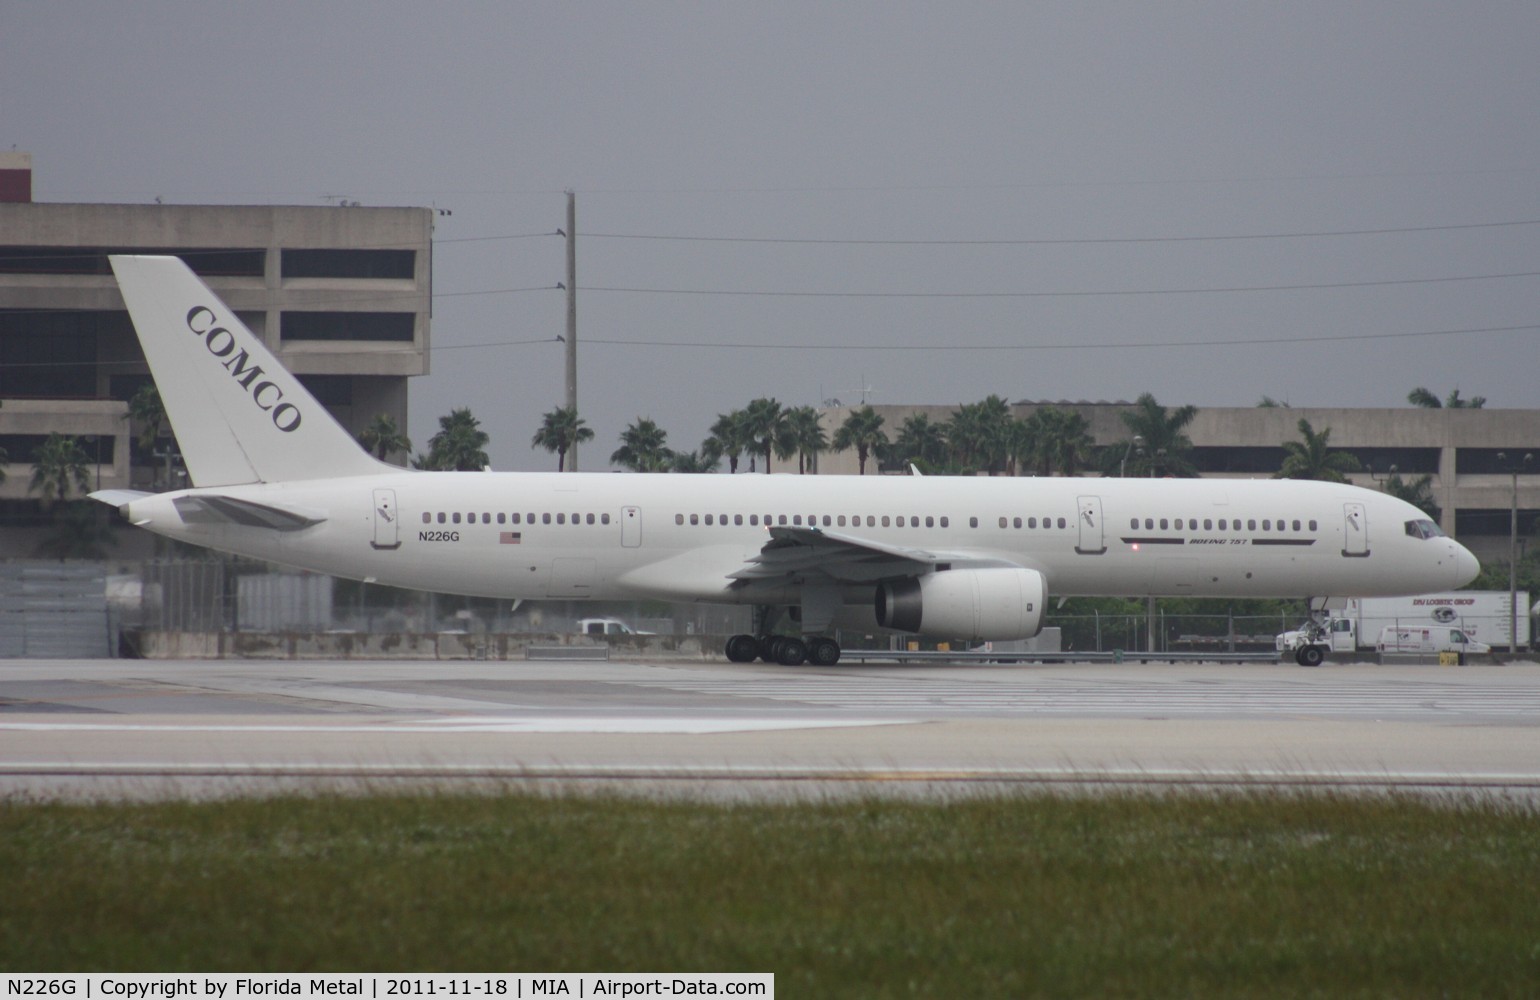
<box><xmin>729</xmin><ymin>525</ymin><xmax>996</xmax><ymax>585</ymax></box>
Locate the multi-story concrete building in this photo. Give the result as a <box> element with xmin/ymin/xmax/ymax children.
<box><xmin>0</xmin><ymin>154</ymin><xmax>432</xmax><ymax>511</ymax></box>
<box><xmin>818</xmin><ymin>400</ymin><xmax>1540</xmax><ymax>563</ymax></box>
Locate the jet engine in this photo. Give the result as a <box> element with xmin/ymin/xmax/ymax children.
<box><xmin>875</xmin><ymin>567</ymin><xmax>1046</xmax><ymax>641</ymax></box>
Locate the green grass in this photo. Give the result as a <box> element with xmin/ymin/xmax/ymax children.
<box><xmin>3</xmin><ymin>790</ymin><xmax>1539</xmax><ymax>997</ymax></box>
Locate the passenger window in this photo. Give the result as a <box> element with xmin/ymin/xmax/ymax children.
<box><xmin>1145</xmin><ymin>518</ymin><xmax>1154</xmax><ymax>530</ymax></box>
<box><xmin>882</xmin><ymin>516</ymin><xmax>891</xmax><ymax>527</ymax></box>
<box><xmin>735</xmin><ymin>515</ymin><xmax>744</xmax><ymax>526</ymax></box>
<box><xmin>866</xmin><ymin>516</ymin><xmax>876</xmax><ymax>527</ymax></box>
<box><xmin>926</xmin><ymin>516</ymin><xmax>934</xmax><ymax>528</ymax></box>
<box><xmin>1309</xmin><ymin>520</ymin><xmax>1317</xmax><ymax>531</ymax></box>
<box><xmin>999</xmin><ymin>517</ymin><xmax>1008</xmax><ymax>529</ymax></box>
<box><xmin>1203</xmin><ymin>519</ymin><xmax>1212</xmax><ymax>530</ymax></box>
<box><xmin>675</xmin><ymin>514</ymin><xmax>684</xmax><ymax>525</ymax></box>
<box><xmin>778</xmin><ymin>515</ymin><xmax>788</xmax><ymax>526</ymax></box>
<box><xmin>837</xmin><ymin>515</ymin><xmax>846</xmax><ymax>527</ymax></box>
<box><xmin>1247</xmin><ymin>519</ymin><xmax>1256</xmax><ymax>530</ymax></box>
<box><xmin>939</xmin><ymin>517</ymin><xmax>949</xmax><ymax>527</ymax></box>
<box><xmin>1159</xmin><ymin>519</ymin><xmax>1168</xmax><ymax>530</ymax></box>
<box><xmin>586</xmin><ymin>514</ymin><xmax>595</xmax><ymax>525</ymax></box>
<box><xmin>969</xmin><ymin>517</ymin><xmax>979</xmax><ymax>528</ymax></box>
<box><xmin>823</xmin><ymin>515</ymin><xmax>832</xmax><ymax>527</ymax></box>
<box><xmin>1217</xmin><ymin>519</ymin><xmax>1226</xmax><ymax>530</ymax></box>
<box><xmin>690</xmin><ymin>514</ymin><xmax>699</xmax><ymax>525</ymax></box>
<box><xmin>1292</xmin><ymin>520</ymin><xmax>1300</xmax><ymax>531</ymax></box>
<box><xmin>557</xmin><ymin>513</ymin><xmax>566</xmax><ymax>525</ymax></box>
<box><xmin>602</xmin><ymin>513</ymin><xmax>610</xmax><ymax>525</ymax></box>
<box><xmin>1262</xmin><ymin>520</ymin><xmax>1270</xmax><ymax>530</ymax></box>
<box><xmin>421</xmin><ymin>512</ymin><xmax>431</xmax><ymax>524</ymax></box>
<box><xmin>1057</xmin><ymin>518</ymin><xmax>1067</xmax><ymax>529</ymax></box>
<box><xmin>452</xmin><ymin>513</ymin><xmax>462</xmax><ymax>524</ymax></box>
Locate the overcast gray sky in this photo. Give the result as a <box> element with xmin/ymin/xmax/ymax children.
<box><xmin>5</xmin><ymin>1</ymin><xmax>1538</xmax><ymax>469</ymax></box>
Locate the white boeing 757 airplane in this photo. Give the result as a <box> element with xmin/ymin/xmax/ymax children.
<box><xmin>92</xmin><ymin>255</ymin><xmax>1479</xmax><ymax>666</ymax></box>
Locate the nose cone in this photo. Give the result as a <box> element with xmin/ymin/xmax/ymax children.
<box><xmin>1452</xmin><ymin>542</ymin><xmax>1481</xmax><ymax>589</ymax></box>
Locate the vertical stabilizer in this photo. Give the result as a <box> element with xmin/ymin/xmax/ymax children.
<box><xmin>111</xmin><ymin>255</ymin><xmax>386</xmax><ymax>485</ymax></box>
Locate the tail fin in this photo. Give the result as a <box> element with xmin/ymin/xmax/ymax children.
<box><xmin>110</xmin><ymin>255</ymin><xmax>386</xmax><ymax>486</ymax></box>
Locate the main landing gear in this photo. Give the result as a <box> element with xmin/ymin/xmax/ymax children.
<box><xmin>724</xmin><ymin>633</ymin><xmax>841</xmax><ymax>666</ymax></box>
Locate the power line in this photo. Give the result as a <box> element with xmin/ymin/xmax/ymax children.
<box><xmin>585</xmin><ymin>270</ymin><xmax>1540</xmax><ymax>300</ymax></box>
<box><xmin>577</xmin><ymin>323</ymin><xmax>1540</xmax><ymax>353</ymax></box>
<box><xmin>8</xmin><ymin>322</ymin><xmax>1532</xmax><ymax>369</ymax></box>
<box><xmin>586</xmin><ymin>218</ymin><xmax>1540</xmax><ymax>246</ymax></box>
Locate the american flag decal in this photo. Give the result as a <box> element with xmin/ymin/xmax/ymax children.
<box><xmin>499</xmin><ymin>532</ymin><xmax>522</xmax><ymax>545</ymax></box>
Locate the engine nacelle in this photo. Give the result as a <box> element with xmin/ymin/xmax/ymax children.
<box><xmin>875</xmin><ymin>567</ymin><xmax>1046</xmax><ymax>641</ymax></box>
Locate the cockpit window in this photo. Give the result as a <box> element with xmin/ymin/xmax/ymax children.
<box><xmin>1404</xmin><ymin>519</ymin><xmax>1445</xmax><ymax>540</ymax></box>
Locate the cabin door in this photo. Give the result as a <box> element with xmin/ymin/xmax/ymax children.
<box><xmin>1075</xmin><ymin>496</ymin><xmax>1106</xmax><ymax>555</ymax></box>
<box><xmin>371</xmin><ymin>488</ymin><xmax>400</xmax><ymax>550</ymax></box>
<box><xmin>1342</xmin><ymin>502</ymin><xmax>1369</xmax><ymax>557</ymax></box>
<box><xmin>621</xmin><ymin>506</ymin><xmax>642</xmax><ymax>548</ymax></box>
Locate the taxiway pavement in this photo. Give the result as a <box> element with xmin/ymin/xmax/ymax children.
<box><xmin>3</xmin><ymin>656</ymin><xmax>1538</xmax><ymax>800</ymax></box>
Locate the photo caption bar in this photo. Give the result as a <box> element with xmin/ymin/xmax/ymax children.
<box><xmin>1</xmin><ymin>975</ymin><xmax>773</xmax><ymax>1000</ymax></box>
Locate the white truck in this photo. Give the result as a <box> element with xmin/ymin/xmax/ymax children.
<box><xmin>575</xmin><ymin>616</ymin><xmax>653</xmax><ymax>636</ymax></box>
<box><xmin>1276</xmin><ymin>591</ymin><xmax>1527</xmax><ymax>666</ymax></box>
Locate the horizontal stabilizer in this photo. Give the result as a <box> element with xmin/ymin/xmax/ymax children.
<box><xmin>172</xmin><ymin>494</ymin><xmax>326</xmax><ymax>531</ymax></box>
<box><xmin>88</xmin><ymin>489</ymin><xmax>154</xmax><ymax>512</ymax></box>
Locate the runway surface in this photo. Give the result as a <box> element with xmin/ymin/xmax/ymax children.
<box><xmin>3</xmin><ymin>656</ymin><xmax>1539</xmax><ymax>800</ymax></box>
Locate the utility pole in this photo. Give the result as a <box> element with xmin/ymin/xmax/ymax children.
<box><xmin>1498</xmin><ymin>451</ymin><xmax>1533</xmax><ymax>654</ymax></box>
<box><xmin>564</xmin><ymin>191</ymin><xmax>579</xmax><ymax>471</ymax></box>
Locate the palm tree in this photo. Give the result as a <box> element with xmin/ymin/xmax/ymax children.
<box><xmin>530</xmin><ymin>405</ymin><xmax>593</xmax><ymax>472</ymax></box>
<box><xmin>706</xmin><ymin>410</ymin><xmax>750</xmax><ymax>474</ymax></box>
<box><xmin>1114</xmin><ymin>393</ymin><xmax>1199</xmax><ymax>477</ymax></box>
<box><xmin>420</xmin><ymin>407</ymin><xmax>490</xmax><ymax>471</ymax></box>
<box><xmin>1023</xmin><ymin>407</ymin><xmax>1096</xmax><ymax>476</ymax></box>
<box><xmin>784</xmin><ymin>406</ymin><xmax>827</xmax><ymax>474</ymax></box>
<box><xmin>126</xmin><ymin>383</ymin><xmax>168</xmax><ymax>452</ymax></box>
<box><xmin>611</xmin><ymin>418</ymin><xmax>674</xmax><ymax>472</ymax></box>
<box><xmin>832</xmin><ymin>405</ymin><xmax>888</xmax><ymax>476</ymax></box>
<box><xmin>669</xmin><ymin>449</ymin><xmax>717</xmax><ymax>473</ymax></box>
<box><xmin>946</xmin><ymin>396</ymin><xmax>1015</xmax><ymax>475</ymax></box>
<box><xmin>29</xmin><ymin>433</ymin><xmax>91</xmax><ymax>509</ymax></box>
<box><xmin>741</xmin><ymin>397</ymin><xmax>787</xmax><ymax>474</ymax></box>
<box><xmin>1275</xmin><ymin>418</ymin><xmax>1361</xmax><ymax>483</ymax></box>
<box><xmin>357</xmin><ymin>412</ymin><xmax>412</xmax><ymax>463</ymax></box>
<box><xmin>891</xmin><ymin>412</ymin><xmax>950</xmax><ymax>471</ymax></box>
<box><xmin>1381</xmin><ymin>472</ymin><xmax>1440</xmax><ymax>521</ymax></box>
<box><xmin>1409</xmin><ymin>387</ymin><xmax>1487</xmax><ymax>409</ymax></box>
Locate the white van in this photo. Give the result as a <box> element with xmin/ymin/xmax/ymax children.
<box><xmin>1375</xmin><ymin>625</ymin><xmax>1490</xmax><ymax>661</ymax></box>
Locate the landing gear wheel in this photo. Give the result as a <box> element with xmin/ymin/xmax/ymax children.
<box><xmin>1297</xmin><ymin>646</ymin><xmax>1324</xmax><ymax>667</ymax></box>
<box><xmin>725</xmin><ymin>634</ymin><xmax>760</xmax><ymax>663</ymax></box>
<box><xmin>761</xmin><ymin>636</ymin><xmax>785</xmax><ymax>663</ymax></box>
<box><xmin>776</xmin><ymin>637</ymin><xmax>808</xmax><ymax>666</ymax></box>
<box><xmin>807</xmin><ymin>637</ymin><xmax>841</xmax><ymax>666</ymax></box>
